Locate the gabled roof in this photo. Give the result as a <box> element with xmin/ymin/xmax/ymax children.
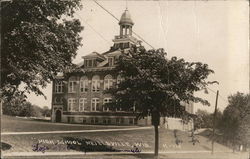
<box><xmin>82</xmin><ymin>51</ymin><xmax>106</xmax><ymax>60</ymax></box>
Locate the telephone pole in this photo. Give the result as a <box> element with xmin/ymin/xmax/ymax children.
<box><xmin>211</xmin><ymin>90</ymin><xmax>219</xmax><ymax>154</ymax></box>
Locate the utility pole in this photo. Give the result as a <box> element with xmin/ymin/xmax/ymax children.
<box><xmin>211</xmin><ymin>90</ymin><xmax>219</xmax><ymax>154</ymax></box>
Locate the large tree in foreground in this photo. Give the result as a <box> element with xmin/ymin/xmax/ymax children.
<box><xmin>107</xmin><ymin>46</ymin><xmax>217</xmax><ymax>156</ymax></box>
<box><xmin>1</xmin><ymin>0</ymin><xmax>83</xmax><ymax>100</ymax></box>
<box><xmin>218</xmin><ymin>92</ymin><xmax>250</xmax><ymax>151</ymax></box>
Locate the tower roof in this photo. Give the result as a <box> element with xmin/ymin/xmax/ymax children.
<box><xmin>119</xmin><ymin>9</ymin><xmax>134</xmax><ymax>26</ymax></box>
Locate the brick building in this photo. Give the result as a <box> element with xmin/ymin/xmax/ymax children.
<box><xmin>51</xmin><ymin>9</ymin><xmax>194</xmax><ymax>127</ymax></box>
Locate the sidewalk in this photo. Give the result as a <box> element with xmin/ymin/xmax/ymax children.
<box><xmin>2</xmin><ymin>150</ymin><xmax>234</xmax><ymax>157</ymax></box>
<box><xmin>2</xmin><ymin>126</ymin><xmax>152</xmax><ymax>135</ymax></box>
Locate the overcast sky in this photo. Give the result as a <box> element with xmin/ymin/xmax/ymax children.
<box><xmin>27</xmin><ymin>0</ymin><xmax>249</xmax><ymax>113</ymax></box>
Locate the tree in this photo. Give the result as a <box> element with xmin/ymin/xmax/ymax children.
<box><xmin>107</xmin><ymin>46</ymin><xmax>216</xmax><ymax>156</ymax></box>
<box><xmin>1</xmin><ymin>0</ymin><xmax>83</xmax><ymax>101</ymax></box>
<box><xmin>42</xmin><ymin>106</ymin><xmax>51</xmax><ymax>117</ymax></box>
<box><xmin>194</xmin><ymin>109</ymin><xmax>222</xmax><ymax>130</ymax></box>
<box><xmin>218</xmin><ymin>92</ymin><xmax>250</xmax><ymax>151</ymax></box>
<box><xmin>3</xmin><ymin>95</ymin><xmax>43</xmax><ymax>117</ymax></box>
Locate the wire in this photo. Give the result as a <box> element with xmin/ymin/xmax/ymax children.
<box><xmin>93</xmin><ymin>0</ymin><xmax>155</xmax><ymax>49</ymax></box>
<box><xmin>206</xmin><ymin>87</ymin><xmax>228</xmax><ymax>103</ymax></box>
<box><xmin>75</xmin><ymin>12</ymin><xmax>112</xmax><ymax>46</ymax></box>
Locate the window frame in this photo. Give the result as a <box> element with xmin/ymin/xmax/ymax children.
<box><xmin>68</xmin><ymin>98</ymin><xmax>76</xmax><ymax>112</ymax></box>
<box><xmin>92</xmin><ymin>75</ymin><xmax>100</xmax><ymax>92</ymax></box>
<box><xmin>104</xmin><ymin>75</ymin><xmax>113</xmax><ymax>90</ymax></box>
<box><xmin>55</xmin><ymin>81</ymin><xmax>63</xmax><ymax>93</ymax></box>
<box><xmin>103</xmin><ymin>98</ymin><xmax>112</xmax><ymax>112</ymax></box>
<box><xmin>79</xmin><ymin>98</ymin><xmax>87</xmax><ymax>112</ymax></box>
<box><xmin>80</xmin><ymin>76</ymin><xmax>88</xmax><ymax>93</ymax></box>
<box><xmin>91</xmin><ymin>98</ymin><xmax>100</xmax><ymax>111</ymax></box>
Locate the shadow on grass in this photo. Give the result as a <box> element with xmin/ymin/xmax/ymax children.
<box><xmin>198</xmin><ymin>129</ymin><xmax>232</xmax><ymax>150</ymax></box>
<box><xmin>0</xmin><ymin>142</ymin><xmax>12</xmax><ymax>151</ymax></box>
<box><xmin>63</xmin><ymin>137</ymin><xmax>119</xmax><ymax>153</ymax></box>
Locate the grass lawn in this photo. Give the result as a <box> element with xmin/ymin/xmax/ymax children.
<box><xmin>2</xmin><ymin>127</ymin><xmax>232</xmax><ymax>154</ymax></box>
<box><xmin>1</xmin><ymin>115</ymin><xmax>240</xmax><ymax>159</ymax></box>
<box><xmin>1</xmin><ymin>115</ymin><xmax>135</xmax><ymax>132</ymax></box>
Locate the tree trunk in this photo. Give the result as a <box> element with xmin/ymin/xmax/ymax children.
<box><xmin>154</xmin><ymin>124</ymin><xmax>159</xmax><ymax>157</ymax></box>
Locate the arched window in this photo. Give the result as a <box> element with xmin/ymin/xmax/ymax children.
<box><xmin>104</xmin><ymin>75</ymin><xmax>113</xmax><ymax>90</ymax></box>
<box><xmin>68</xmin><ymin>76</ymin><xmax>77</xmax><ymax>93</ymax></box>
<box><xmin>91</xmin><ymin>75</ymin><xmax>100</xmax><ymax>92</ymax></box>
<box><xmin>116</xmin><ymin>75</ymin><xmax>124</xmax><ymax>85</ymax></box>
<box><xmin>80</xmin><ymin>76</ymin><xmax>88</xmax><ymax>93</ymax></box>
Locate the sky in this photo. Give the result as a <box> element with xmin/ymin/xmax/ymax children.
<box><xmin>27</xmin><ymin>0</ymin><xmax>249</xmax><ymax>113</ymax></box>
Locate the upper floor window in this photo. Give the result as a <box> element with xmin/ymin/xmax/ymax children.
<box><xmin>108</xmin><ymin>57</ymin><xmax>114</xmax><ymax>66</ymax></box>
<box><xmin>104</xmin><ymin>75</ymin><xmax>113</xmax><ymax>90</ymax></box>
<box><xmin>80</xmin><ymin>76</ymin><xmax>88</xmax><ymax>93</ymax></box>
<box><xmin>68</xmin><ymin>98</ymin><xmax>76</xmax><ymax>112</ymax></box>
<box><xmin>116</xmin><ymin>75</ymin><xmax>124</xmax><ymax>86</ymax></box>
<box><xmin>79</xmin><ymin>98</ymin><xmax>87</xmax><ymax>112</ymax></box>
<box><xmin>55</xmin><ymin>81</ymin><xmax>63</xmax><ymax>93</ymax></box>
<box><xmin>68</xmin><ymin>77</ymin><xmax>77</xmax><ymax>93</ymax></box>
<box><xmin>85</xmin><ymin>59</ymin><xmax>97</xmax><ymax>68</ymax></box>
<box><xmin>91</xmin><ymin>98</ymin><xmax>101</xmax><ymax>111</ymax></box>
<box><xmin>103</xmin><ymin>98</ymin><xmax>112</xmax><ymax>111</ymax></box>
<box><xmin>92</xmin><ymin>75</ymin><xmax>100</xmax><ymax>92</ymax></box>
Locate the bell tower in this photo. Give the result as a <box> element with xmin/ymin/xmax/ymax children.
<box><xmin>111</xmin><ymin>9</ymin><xmax>141</xmax><ymax>50</ymax></box>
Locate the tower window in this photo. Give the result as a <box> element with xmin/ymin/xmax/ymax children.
<box><xmin>55</xmin><ymin>81</ymin><xmax>63</xmax><ymax>93</ymax></box>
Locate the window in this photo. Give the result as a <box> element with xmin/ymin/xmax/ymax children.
<box><xmin>68</xmin><ymin>98</ymin><xmax>76</xmax><ymax>112</ymax></box>
<box><xmin>79</xmin><ymin>98</ymin><xmax>87</xmax><ymax>112</ymax></box>
<box><xmin>108</xmin><ymin>118</ymin><xmax>111</xmax><ymax>124</ymax></box>
<box><xmin>129</xmin><ymin>118</ymin><xmax>134</xmax><ymax>125</ymax></box>
<box><xmin>108</xmin><ymin>57</ymin><xmax>114</xmax><ymax>66</ymax></box>
<box><xmin>104</xmin><ymin>75</ymin><xmax>113</xmax><ymax>90</ymax></box>
<box><xmin>116</xmin><ymin>75</ymin><xmax>122</xmax><ymax>85</ymax></box>
<box><xmin>91</xmin><ymin>98</ymin><xmax>101</xmax><ymax>111</ymax></box>
<box><xmin>82</xmin><ymin>117</ymin><xmax>87</xmax><ymax>124</ymax></box>
<box><xmin>103</xmin><ymin>98</ymin><xmax>112</xmax><ymax>111</ymax></box>
<box><xmin>92</xmin><ymin>75</ymin><xmax>100</xmax><ymax>92</ymax></box>
<box><xmin>55</xmin><ymin>81</ymin><xmax>63</xmax><ymax>93</ymax></box>
<box><xmin>68</xmin><ymin>77</ymin><xmax>77</xmax><ymax>93</ymax></box>
<box><xmin>116</xmin><ymin>107</ymin><xmax>122</xmax><ymax>112</ymax></box>
<box><xmin>85</xmin><ymin>59</ymin><xmax>97</xmax><ymax>68</ymax></box>
<box><xmin>134</xmin><ymin>119</ymin><xmax>138</xmax><ymax>125</ymax></box>
<box><xmin>116</xmin><ymin>118</ymin><xmax>124</xmax><ymax>124</ymax></box>
<box><xmin>80</xmin><ymin>76</ymin><xmax>88</xmax><ymax>93</ymax></box>
<box><xmin>95</xmin><ymin>117</ymin><xmax>99</xmax><ymax>124</ymax></box>
<box><xmin>103</xmin><ymin>118</ymin><xmax>107</xmax><ymax>124</ymax></box>
<box><xmin>90</xmin><ymin>117</ymin><xmax>98</xmax><ymax>124</ymax></box>
<box><xmin>90</xmin><ymin>117</ymin><xmax>94</xmax><ymax>124</ymax></box>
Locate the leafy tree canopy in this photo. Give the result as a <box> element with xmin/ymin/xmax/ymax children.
<box><xmin>1</xmin><ymin>0</ymin><xmax>83</xmax><ymax>100</ymax></box>
<box><xmin>107</xmin><ymin>46</ymin><xmax>217</xmax><ymax>121</ymax></box>
<box><xmin>219</xmin><ymin>92</ymin><xmax>250</xmax><ymax>147</ymax></box>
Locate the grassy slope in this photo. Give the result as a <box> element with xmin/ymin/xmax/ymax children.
<box><xmin>1</xmin><ymin>117</ymin><xmax>232</xmax><ymax>154</ymax></box>
<box><xmin>1</xmin><ymin>115</ymin><xmax>135</xmax><ymax>132</ymax></box>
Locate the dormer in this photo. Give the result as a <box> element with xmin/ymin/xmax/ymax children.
<box><xmin>82</xmin><ymin>52</ymin><xmax>106</xmax><ymax>68</ymax></box>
